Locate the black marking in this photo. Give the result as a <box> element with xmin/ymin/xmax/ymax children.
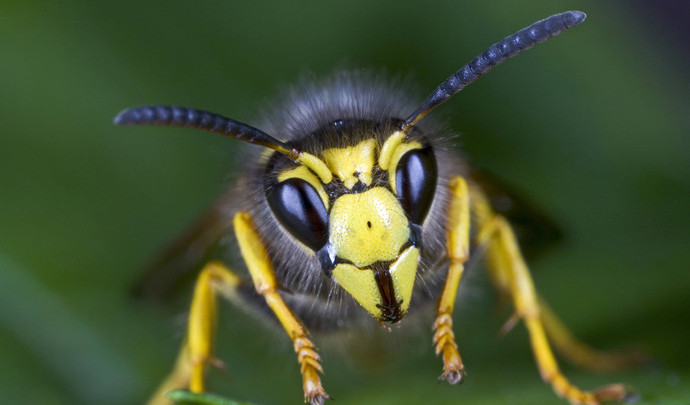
<box><xmin>372</xmin><ymin>262</ymin><xmax>403</xmax><ymax>323</ymax></box>
<box><xmin>350</xmin><ymin>180</ymin><xmax>368</xmax><ymax>193</ymax></box>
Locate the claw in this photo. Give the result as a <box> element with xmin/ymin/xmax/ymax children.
<box><xmin>439</xmin><ymin>367</ymin><xmax>466</xmax><ymax>385</ymax></box>
<box><xmin>592</xmin><ymin>383</ymin><xmax>632</xmax><ymax>403</ymax></box>
<box><xmin>305</xmin><ymin>388</ymin><xmax>330</xmax><ymax>405</ymax></box>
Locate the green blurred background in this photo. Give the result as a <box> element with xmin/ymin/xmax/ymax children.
<box><xmin>1</xmin><ymin>1</ymin><xmax>689</xmax><ymax>404</ymax></box>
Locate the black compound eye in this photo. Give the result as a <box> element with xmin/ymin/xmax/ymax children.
<box><xmin>395</xmin><ymin>147</ymin><xmax>437</xmax><ymax>224</ymax></box>
<box><xmin>267</xmin><ymin>178</ymin><xmax>329</xmax><ymax>251</ymax></box>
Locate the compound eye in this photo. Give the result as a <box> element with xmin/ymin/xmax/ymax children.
<box><xmin>267</xmin><ymin>178</ymin><xmax>329</xmax><ymax>251</ymax></box>
<box><xmin>395</xmin><ymin>147</ymin><xmax>437</xmax><ymax>224</ymax></box>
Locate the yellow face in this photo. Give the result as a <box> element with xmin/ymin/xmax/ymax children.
<box><xmin>329</xmin><ymin>186</ymin><xmax>417</xmax><ymax>321</ymax></box>
<box><xmin>267</xmin><ymin>131</ymin><xmax>436</xmax><ymax>323</ymax></box>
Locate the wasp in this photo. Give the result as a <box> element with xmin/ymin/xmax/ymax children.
<box><xmin>116</xmin><ymin>11</ymin><xmax>644</xmax><ymax>405</ymax></box>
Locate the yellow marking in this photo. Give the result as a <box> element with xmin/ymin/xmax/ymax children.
<box><xmin>278</xmin><ymin>165</ymin><xmax>330</xmax><ymax>209</ymax></box>
<box><xmin>390</xmin><ymin>246</ymin><xmax>419</xmax><ymax>314</ymax></box>
<box><xmin>387</xmin><ymin>141</ymin><xmax>422</xmax><ymax>194</ymax></box>
<box><xmin>297</xmin><ymin>152</ymin><xmax>332</xmax><ymax>184</ymax></box>
<box><xmin>332</xmin><ymin>263</ymin><xmax>381</xmax><ymax>318</ymax></box>
<box><xmin>329</xmin><ymin>187</ymin><xmax>410</xmax><ymax>268</ymax></box>
<box><xmin>378</xmin><ymin>130</ymin><xmax>405</xmax><ymax>170</ymax></box>
<box><xmin>322</xmin><ymin>139</ymin><xmax>377</xmax><ymax>189</ymax></box>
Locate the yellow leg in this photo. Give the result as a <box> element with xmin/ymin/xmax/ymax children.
<box><xmin>148</xmin><ymin>211</ymin><xmax>327</xmax><ymax>405</ymax></box>
<box><xmin>148</xmin><ymin>261</ymin><xmax>241</xmax><ymax>405</ymax></box>
<box><xmin>470</xmin><ymin>183</ymin><xmax>648</xmax><ymax>374</ymax></box>
<box><xmin>540</xmin><ymin>298</ymin><xmax>649</xmax><ymax>372</ymax></box>
<box><xmin>433</xmin><ymin>177</ymin><xmax>470</xmax><ymax>384</ymax></box>
<box><xmin>148</xmin><ymin>348</ymin><xmax>190</xmax><ymax>405</ymax></box>
<box><xmin>234</xmin><ymin>211</ymin><xmax>328</xmax><ymax>405</ymax></box>
<box><xmin>477</xmin><ymin>212</ymin><xmax>629</xmax><ymax>405</ymax></box>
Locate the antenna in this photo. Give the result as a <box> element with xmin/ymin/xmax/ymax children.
<box><xmin>403</xmin><ymin>11</ymin><xmax>586</xmax><ymax>130</ymax></box>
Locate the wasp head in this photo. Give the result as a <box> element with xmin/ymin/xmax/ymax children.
<box><xmin>266</xmin><ymin>120</ymin><xmax>437</xmax><ymax>324</ymax></box>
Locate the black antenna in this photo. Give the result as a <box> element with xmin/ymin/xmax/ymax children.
<box><xmin>114</xmin><ymin>105</ymin><xmax>296</xmax><ymax>157</ymax></box>
<box><xmin>404</xmin><ymin>11</ymin><xmax>586</xmax><ymax>129</ymax></box>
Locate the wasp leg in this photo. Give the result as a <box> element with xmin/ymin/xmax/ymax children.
<box><xmin>540</xmin><ymin>298</ymin><xmax>649</xmax><ymax>372</ymax></box>
<box><xmin>433</xmin><ymin>177</ymin><xmax>471</xmax><ymax>384</ymax></box>
<box><xmin>149</xmin><ymin>212</ymin><xmax>328</xmax><ymax>405</ymax></box>
<box><xmin>148</xmin><ymin>261</ymin><xmax>241</xmax><ymax>405</ymax></box>
<box><xmin>234</xmin><ymin>211</ymin><xmax>329</xmax><ymax>405</ymax></box>
<box><xmin>472</xmin><ymin>194</ymin><xmax>629</xmax><ymax>405</ymax></box>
